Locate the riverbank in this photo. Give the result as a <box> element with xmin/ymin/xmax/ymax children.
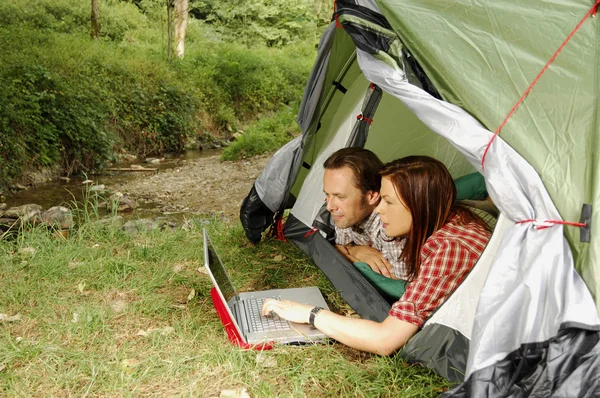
<box><xmin>106</xmin><ymin>152</ymin><xmax>271</xmax><ymax>221</ymax></box>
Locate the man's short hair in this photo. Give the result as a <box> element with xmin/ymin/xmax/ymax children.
<box><xmin>323</xmin><ymin>148</ymin><xmax>383</xmax><ymax>194</ymax></box>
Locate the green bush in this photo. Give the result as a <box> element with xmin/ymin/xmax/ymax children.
<box><xmin>222</xmin><ymin>105</ymin><xmax>300</xmax><ymax>161</ymax></box>
<box><xmin>0</xmin><ymin>0</ymin><xmax>321</xmax><ymax>190</ymax></box>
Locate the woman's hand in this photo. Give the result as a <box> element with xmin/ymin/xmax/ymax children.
<box><xmin>261</xmin><ymin>299</ymin><xmax>314</xmax><ymax>324</ymax></box>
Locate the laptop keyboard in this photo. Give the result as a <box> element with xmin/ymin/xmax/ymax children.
<box><xmin>246</xmin><ymin>297</ymin><xmax>291</xmax><ymax>332</ymax></box>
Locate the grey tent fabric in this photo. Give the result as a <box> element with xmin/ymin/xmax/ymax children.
<box><xmin>255</xmin><ymin>136</ymin><xmax>302</xmax><ymax>213</ymax></box>
<box><xmin>296</xmin><ymin>22</ymin><xmax>336</xmax><ymax>133</ymax></box>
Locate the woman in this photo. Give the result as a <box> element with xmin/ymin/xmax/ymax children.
<box><xmin>262</xmin><ymin>156</ymin><xmax>492</xmax><ymax>355</ymax></box>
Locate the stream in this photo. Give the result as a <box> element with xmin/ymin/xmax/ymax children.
<box><xmin>3</xmin><ymin>149</ymin><xmax>222</xmax><ymax>213</ymax></box>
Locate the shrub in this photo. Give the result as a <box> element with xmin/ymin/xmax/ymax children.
<box><xmin>0</xmin><ymin>0</ymin><xmax>319</xmax><ymax>190</ymax></box>
<box><xmin>222</xmin><ymin>105</ymin><xmax>300</xmax><ymax>161</ymax></box>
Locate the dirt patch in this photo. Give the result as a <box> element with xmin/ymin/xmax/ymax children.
<box><xmin>110</xmin><ymin>153</ymin><xmax>271</xmax><ymax>221</ymax></box>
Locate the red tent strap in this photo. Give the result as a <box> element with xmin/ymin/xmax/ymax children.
<box><xmin>272</xmin><ymin>216</ymin><xmax>287</xmax><ymax>242</ymax></box>
<box><xmin>304</xmin><ymin>227</ymin><xmax>320</xmax><ymax>238</ymax></box>
<box><xmin>334</xmin><ymin>0</ymin><xmax>342</xmax><ymax>28</ymax></box>
<box><xmin>481</xmin><ymin>0</ymin><xmax>600</xmax><ymax>170</ymax></box>
<box><xmin>517</xmin><ymin>218</ymin><xmax>587</xmax><ymax>231</ymax></box>
<box><xmin>356</xmin><ymin>114</ymin><xmax>373</xmax><ymax>124</ymax></box>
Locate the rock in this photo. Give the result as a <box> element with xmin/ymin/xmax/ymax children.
<box><xmin>0</xmin><ymin>217</ymin><xmax>18</xmax><ymax>230</ymax></box>
<box><xmin>38</xmin><ymin>206</ymin><xmax>73</xmax><ymax>229</ymax></box>
<box><xmin>0</xmin><ymin>203</ymin><xmax>6</xmax><ymax>211</ymax></box>
<box><xmin>92</xmin><ymin>215</ymin><xmax>124</xmax><ymax>228</ymax></box>
<box><xmin>130</xmin><ymin>164</ymin><xmax>144</xmax><ymax>170</ymax></box>
<box><xmin>89</xmin><ymin>184</ymin><xmax>106</xmax><ymax>192</ymax></box>
<box><xmin>122</xmin><ymin>219</ymin><xmax>159</xmax><ymax>236</ymax></box>
<box><xmin>4</xmin><ymin>204</ymin><xmax>43</xmax><ymax>219</ymax></box>
<box><xmin>58</xmin><ymin>176</ymin><xmax>71</xmax><ymax>183</ymax></box>
<box><xmin>107</xmin><ymin>193</ymin><xmax>137</xmax><ymax>211</ymax></box>
<box><xmin>14</xmin><ymin>183</ymin><xmax>28</xmax><ymax>190</ymax></box>
<box><xmin>145</xmin><ymin>158</ymin><xmax>162</xmax><ymax>164</ymax></box>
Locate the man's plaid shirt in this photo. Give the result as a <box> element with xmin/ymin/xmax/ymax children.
<box><xmin>389</xmin><ymin>211</ymin><xmax>491</xmax><ymax>327</ymax></box>
<box><xmin>335</xmin><ymin>211</ymin><xmax>408</xmax><ymax>279</ymax></box>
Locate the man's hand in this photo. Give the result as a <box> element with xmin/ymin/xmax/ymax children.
<box><xmin>347</xmin><ymin>245</ymin><xmax>396</xmax><ymax>279</ymax></box>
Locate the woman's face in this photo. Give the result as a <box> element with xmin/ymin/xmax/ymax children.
<box><xmin>375</xmin><ymin>176</ymin><xmax>412</xmax><ymax>237</ymax></box>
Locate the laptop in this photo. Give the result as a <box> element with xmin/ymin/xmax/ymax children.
<box><xmin>203</xmin><ymin>229</ymin><xmax>330</xmax><ymax>345</ymax></box>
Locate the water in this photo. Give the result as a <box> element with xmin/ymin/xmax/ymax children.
<box><xmin>3</xmin><ymin>149</ymin><xmax>221</xmax><ymax>211</ymax></box>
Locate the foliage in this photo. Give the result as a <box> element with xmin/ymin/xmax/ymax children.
<box><xmin>222</xmin><ymin>106</ymin><xmax>300</xmax><ymax>160</ymax></box>
<box><xmin>0</xmin><ymin>0</ymin><xmax>323</xmax><ymax>191</ymax></box>
<box><xmin>191</xmin><ymin>0</ymin><xmax>331</xmax><ymax>47</ymax></box>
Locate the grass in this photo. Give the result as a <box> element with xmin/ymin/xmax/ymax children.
<box><xmin>0</xmin><ymin>218</ymin><xmax>451</xmax><ymax>396</ymax></box>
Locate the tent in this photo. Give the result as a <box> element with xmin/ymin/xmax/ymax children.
<box><xmin>240</xmin><ymin>0</ymin><xmax>600</xmax><ymax>395</ymax></box>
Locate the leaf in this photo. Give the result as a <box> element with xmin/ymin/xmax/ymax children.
<box><xmin>71</xmin><ymin>312</ymin><xmax>79</xmax><ymax>323</ymax></box>
<box><xmin>121</xmin><ymin>358</ymin><xmax>141</xmax><ymax>373</ymax></box>
<box><xmin>173</xmin><ymin>263</ymin><xmax>184</xmax><ymax>273</ymax></box>
<box><xmin>110</xmin><ymin>299</ymin><xmax>127</xmax><ymax>313</ymax></box>
<box><xmin>196</xmin><ymin>267</ymin><xmax>208</xmax><ymax>275</ymax></box>
<box><xmin>77</xmin><ymin>282</ymin><xmax>86</xmax><ymax>293</ymax></box>
<box><xmin>160</xmin><ymin>326</ymin><xmax>175</xmax><ymax>336</ymax></box>
<box><xmin>186</xmin><ymin>288</ymin><xmax>196</xmax><ymax>303</ymax></box>
<box><xmin>255</xmin><ymin>353</ymin><xmax>277</xmax><ymax>368</ymax></box>
<box><xmin>272</xmin><ymin>255</ymin><xmax>283</xmax><ymax>262</ymax></box>
<box><xmin>220</xmin><ymin>388</ymin><xmax>251</xmax><ymax>398</ymax></box>
<box><xmin>18</xmin><ymin>247</ymin><xmax>36</xmax><ymax>256</ymax></box>
<box><xmin>136</xmin><ymin>326</ymin><xmax>174</xmax><ymax>337</ymax></box>
<box><xmin>0</xmin><ymin>313</ymin><xmax>22</xmax><ymax>323</ymax></box>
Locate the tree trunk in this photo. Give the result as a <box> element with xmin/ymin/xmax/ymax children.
<box><xmin>91</xmin><ymin>0</ymin><xmax>100</xmax><ymax>40</ymax></box>
<box><xmin>174</xmin><ymin>0</ymin><xmax>189</xmax><ymax>59</ymax></box>
<box><xmin>166</xmin><ymin>0</ymin><xmax>173</xmax><ymax>58</ymax></box>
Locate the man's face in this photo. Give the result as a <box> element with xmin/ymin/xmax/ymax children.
<box><xmin>323</xmin><ymin>166</ymin><xmax>379</xmax><ymax>229</ymax></box>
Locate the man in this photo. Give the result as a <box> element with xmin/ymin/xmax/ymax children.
<box><xmin>323</xmin><ymin>148</ymin><xmax>407</xmax><ymax>279</ymax></box>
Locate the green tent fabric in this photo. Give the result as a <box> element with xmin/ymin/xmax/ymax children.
<box><xmin>377</xmin><ymin>0</ymin><xmax>600</xmax><ymax>309</ymax></box>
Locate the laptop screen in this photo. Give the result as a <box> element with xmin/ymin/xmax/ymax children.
<box><xmin>204</xmin><ymin>232</ymin><xmax>237</xmax><ymax>303</ymax></box>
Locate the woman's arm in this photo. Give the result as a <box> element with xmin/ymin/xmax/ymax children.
<box><xmin>262</xmin><ymin>299</ymin><xmax>418</xmax><ymax>356</ymax></box>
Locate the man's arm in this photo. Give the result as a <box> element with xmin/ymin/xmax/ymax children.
<box><xmin>337</xmin><ymin>245</ymin><xmax>395</xmax><ymax>278</ymax></box>
<box><xmin>335</xmin><ymin>244</ymin><xmax>359</xmax><ymax>262</ymax></box>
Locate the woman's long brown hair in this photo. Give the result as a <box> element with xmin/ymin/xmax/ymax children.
<box><xmin>380</xmin><ymin>156</ymin><xmax>489</xmax><ymax>281</ymax></box>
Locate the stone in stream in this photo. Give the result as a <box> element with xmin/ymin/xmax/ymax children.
<box><xmin>122</xmin><ymin>219</ymin><xmax>158</xmax><ymax>236</ymax></box>
<box><xmin>37</xmin><ymin>206</ymin><xmax>74</xmax><ymax>229</ymax></box>
<box><xmin>3</xmin><ymin>204</ymin><xmax>43</xmax><ymax>220</ymax></box>
<box><xmin>89</xmin><ymin>184</ymin><xmax>106</xmax><ymax>192</ymax></box>
<box><xmin>92</xmin><ymin>215</ymin><xmax>124</xmax><ymax>228</ymax></box>
<box><xmin>0</xmin><ymin>217</ymin><xmax>19</xmax><ymax>230</ymax></box>
<box><xmin>107</xmin><ymin>193</ymin><xmax>137</xmax><ymax>212</ymax></box>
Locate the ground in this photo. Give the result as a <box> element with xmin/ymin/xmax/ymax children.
<box><xmin>111</xmin><ymin>153</ymin><xmax>271</xmax><ymax>220</ymax></box>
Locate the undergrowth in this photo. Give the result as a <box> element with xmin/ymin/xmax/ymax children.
<box><xmin>0</xmin><ymin>0</ymin><xmax>320</xmax><ymax>190</ymax></box>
